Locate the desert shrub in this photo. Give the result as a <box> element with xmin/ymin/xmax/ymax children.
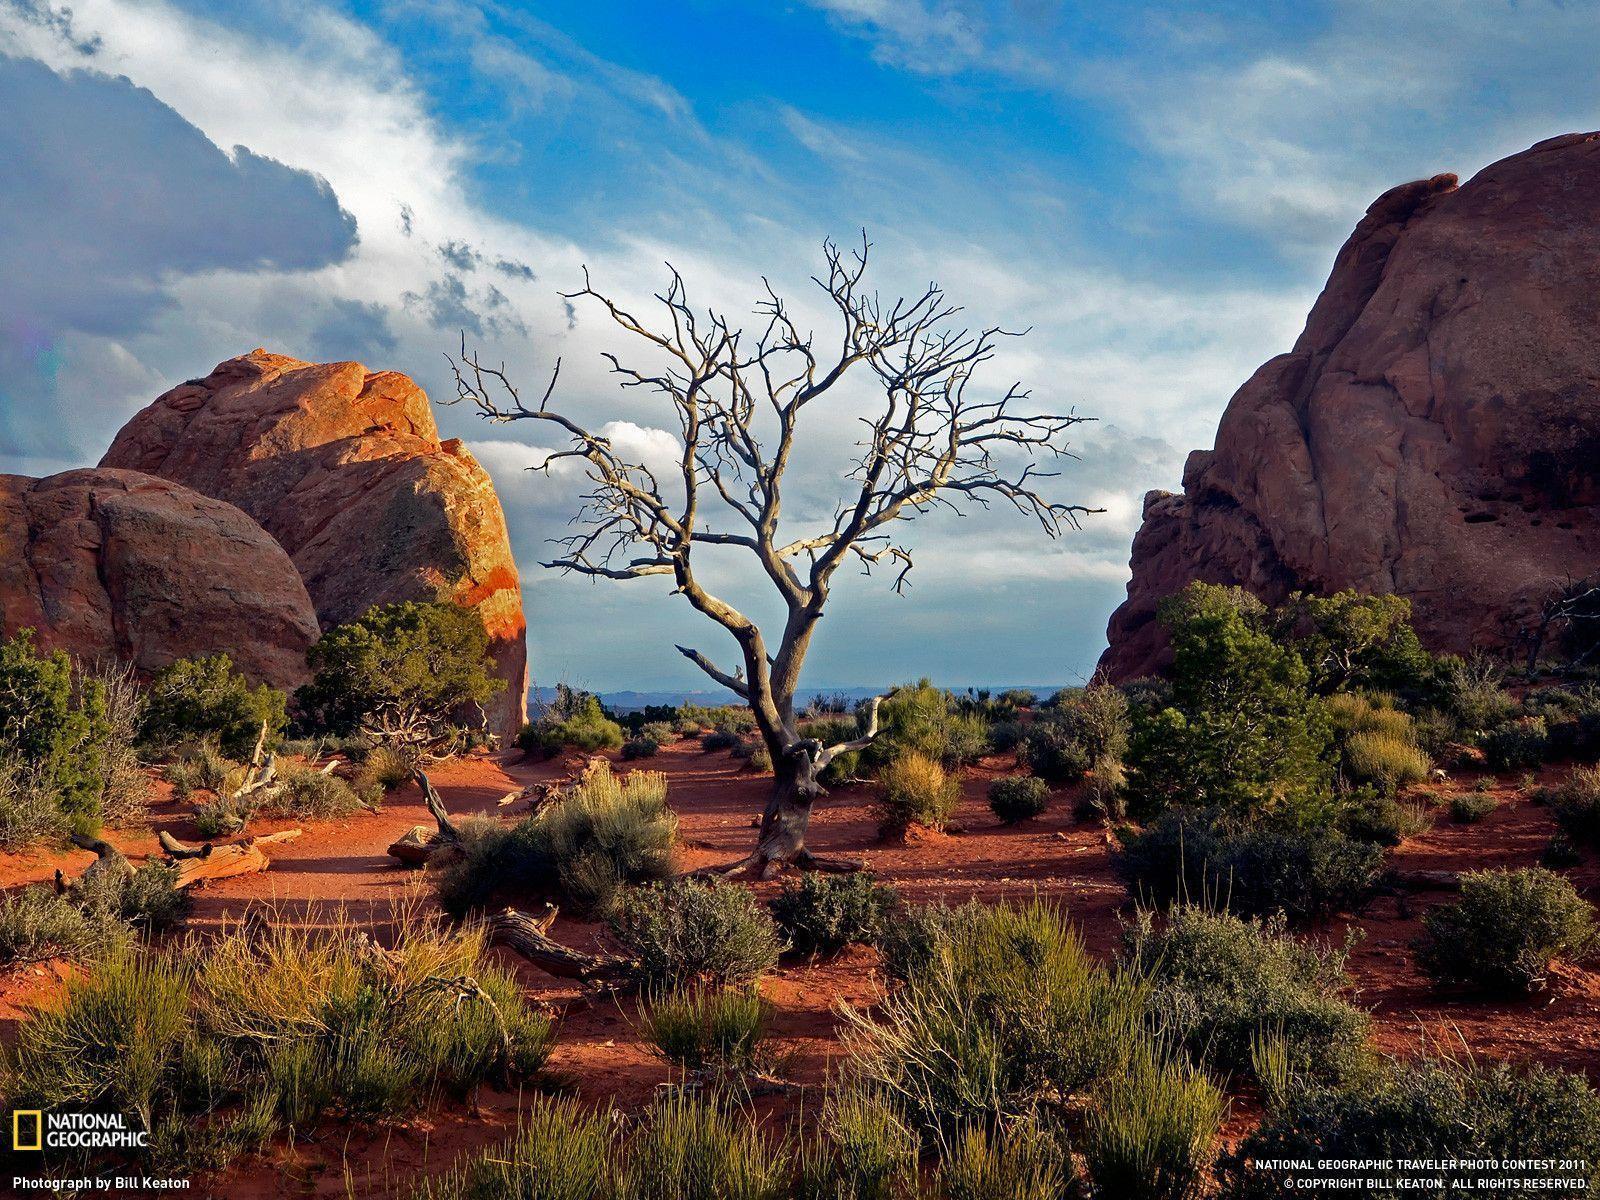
<box><xmin>1343</xmin><ymin>729</ymin><xmax>1430</xmax><ymax>794</ymax></box>
<box><xmin>988</xmin><ymin>775</ymin><xmax>1050</xmax><ymax>823</ymax></box>
<box><xmin>1484</xmin><ymin>715</ymin><xmax>1551</xmax><ymax>770</ymax></box>
<box><xmin>640</xmin><ymin>720</ymin><xmax>677</xmax><ymax>744</ymax></box>
<box><xmin>1117</xmin><ymin>809</ymin><xmax>1383</xmax><ymax>921</ymax></box>
<box><xmin>0</xmin><ymin>754</ymin><xmax>71</xmax><ymax>848</ymax></box>
<box><xmin>139</xmin><ymin>653</ymin><xmax>286</xmax><ymax>759</ymax></box>
<box><xmin>1548</xmin><ymin>764</ymin><xmax>1600</xmax><ymax>845</ymax></box>
<box><xmin>351</xmin><ymin>745</ymin><xmax>413</xmax><ymax>804</ymax></box>
<box><xmin>414</xmin><ymin>1095</ymin><xmax>615</xmax><ymax>1200</ymax></box>
<box><xmin>298</xmin><ymin>601</ymin><xmax>504</xmax><ymax>751</ymax></box>
<box><xmin>1432</xmin><ymin>654</ymin><xmax>1518</xmax><ymax>740</ymax></box>
<box><xmin>842</xmin><ymin>898</ymin><xmax>1146</xmax><ymax>1142</ymax></box>
<box><xmin>797</xmin><ymin>1086</ymin><xmax>920</xmax><ymax>1200</ymax></box>
<box><xmin>1338</xmin><ymin>792</ymin><xmax>1432</xmax><ymax>846</ymax></box>
<box><xmin>265</xmin><ymin>766</ymin><xmax>364</xmax><ymax>821</ymax></box>
<box><xmin>1416</xmin><ymin>866</ymin><xmax>1596</xmax><ymax>993</ymax></box>
<box><xmin>619</xmin><ymin>1092</ymin><xmax>792</xmax><ymax>1200</ymax></box>
<box><xmin>1079</xmin><ymin>759</ymin><xmax>1129</xmax><ymax>823</ymax></box>
<box><xmin>870</xmin><ymin>680</ymin><xmax>988</xmax><ymax>769</ymax></box>
<box><xmin>519</xmin><ymin>687</ymin><xmax>625</xmax><ymax>757</ymax></box>
<box><xmin>434</xmin><ymin>763</ymin><xmax>676</xmax><ymax>917</ymax></box>
<box><xmin>1224</xmin><ymin>1056</ymin><xmax>1600</xmax><ymax>1199</ymax></box>
<box><xmin>1124</xmin><ymin>584</ymin><xmax>1331</xmax><ymax>822</ymax></box>
<box><xmin>1123</xmin><ymin>905</ymin><xmax>1368</xmax><ymax>1080</ymax></box>
<box><xmin>1544</xmin><ymin>834</ymin><xmax>1584</xmax><ymax>868</ymax></box>
<box><xmin>609</xmin><ymin>878</ymin><xmax>784</xmax><ymax>990</ymax></box>
<box><xmin>874</xmin><ymin>751</ymin><xmax>960</xmax><ymax>834</ymax></box>
<box><xmin>707</xmin><ymin>706</ymin><xmax>758</xmax><ymax>734</ymax></box>
<box><xmin>641</xmin><ymin>986</ymin><xmax>772</xmax><ymax>1073</ymax></box>
<box><xmin>622</xmin><ymin>736</ymin><xmax>661</xmax><ymax>760</ymax></box>
<box><xmin>83</xmin><ymin>862</ymin><xmax>190</xmax><ymax>936</ymax></box>
<box><xmin>0</xmin><ymin>885</ymin><xmax>120</xmax><ymax>965</ymax></box>
<box><xmin>701</xmin><ymin>729</ymin><xmax>741</xmax><ymax>753</ymax></box>
<box><xmin>88</xmin><ymin>660</ymin><xmax>149</xmax><ymax>826</ymax></box>
<box><xmin>1028</xmin><ymin>683</ymin><xmax>1130</xmax><ymax>783</ymax></box>
<box><xmin>193</xmin><ymin>793</ymin><xmax>252</xmax><ymax>839</ymax></box>
<box><xmin>1019</xmin><ymin>720</ymin><xmax>1092</xmax><ymax>783</ymax></box>
<box><xmin>748</xmin><ymin>744</ymin><xmax>773</xmax><ymax>772</ymax></box>
<box><xmin>1449</xmin><ymin>792</ymin><xmax>1498</xmax><ymax>823</ymax></box>
<box><xmin>986</xmin><ymin>718</ymin><xmax>1026</xmax><ymax>754</ymax></box>
<box><xmin>1082</xmin><ymin>1045</ymin><xmax>1225</xmax><ymax>1200</ymax></box>
<box><xmin>769</xmin><ymin>872</ymin><xmax>899</xmax><ymax>957</ymax></box>
<box><xmin>940</xmin><ymin>1121</ymin><xmax>1075</xmax><ymax>1200</ymax></box>
<box><xmin>0</xmin><ymin>629</ymin><xmax>119</xmax><ymax>835</ymax></box>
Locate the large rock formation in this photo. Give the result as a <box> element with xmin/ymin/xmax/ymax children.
<box><xmin>102</xmin><ymin>350</ymin><xmax>529</xmax><ymax>735</ymax></box>
<box><xmin>0</xmin><ymin>469</ymin><xmax>320</xmax><ymax>687</ymax></box>
<box><xmin>1102</xmin><ymin>132</ymin><xmax>1600</xmax><ymax>679</ymax></box>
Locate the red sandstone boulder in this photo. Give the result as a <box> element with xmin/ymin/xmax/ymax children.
<box><xmin>102</xmin><ymin>350</ymin><xmax>529</xmax><ymax>737</ymax></box>
<box><xmin>1102</xmin><ymin>132</ymin><xmax>1600</xmax><ymax>679</ymax></box>
<box><xmin>0</xmin><ymin>469</ymin><xmax>320</xmax><ymax>687</ymax></box>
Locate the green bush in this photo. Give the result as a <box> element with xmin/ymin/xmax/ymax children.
<box><xmin>265</xmin><ymin>766</ymin><xmax>364</xmax><ymax>821</ymax></box>
<box><xmin>1122</xmin><ymin>905</ymin><xmax>1368</xmax><ymax>1080</ymax></box>
<box><xmin>641</xmin><ymin>986</ymin><xmax>772</xmax><ymax>1073</ymax></box>
<box><xmin>0</xmin><ymin>886</ymin><xmax>121</xmax><ymax>965</ymax></box>
<box><xmin>941</xmin><ymin>1121</ymin><xmax>1075</xmax><ymax>1200</ymax></box>
<box><xmin>769</xmin><ymin>872</ymin><xmax>899</xmax><ymax>956</ymax></box>
<box><xmin>806</xmin><ymin>716</ymin><xmax>866</xmax><ymax>785</ymax></box>
<box><xmin>640</xmin><ymin>720</ymin><xmax>678</xmax><ymax>745</ymax></box>
<box><xmin>609</xmin><ymin>878</ymin><xmax>785</xmax><ymax>990</ymax></box>
<box><xmin>0</xmin><ymin>629</ymin><xmax>118</xmax><ymax>836</ymax></box>
<box><xmin>519</xmin><ymin>689</ymin><xmax>625</xmax><ymax>757</ymax></box>
<box><xmin>1124</xmin><ymin>584</ymin><xmax>1331</xmax><ymax>823</ymax></box>
<box><xmin>414</xmin><ymin>1095</ymin><xmax>615</xmax><ymax>1200</ymax></box>
<box><xmin>1019</xmin><ymin>720</ymin><xmax>1092</xmax><ymax>783</ymax></box>
<box><xmin>1544</xmin><ymin>833</ymin><xmax>1584</xmax><ymax>869</ymax></box>
<box><xmin>0</xmin><ymin>754</ymin><xmax>70</xmax><ymax>849</ymax></box>
<box><xmin>622</xmin><ymin>736</ymin><xmax>661</xmax><ymax>760</ymax></box>
<box><xmin>1117</xmin><ymin>810</ymin><xmax>1384</xmax><ymax>921</ymax></box>
<box><xmin>870</xmin><ymin>680</ymin><xmax>988</xmax><ymax>769</ymax></box>
<box><xmin>1484</xmin><ymin>716</ymin><xmax>1551</xmax><ymax>771</ymax></box>
<box><xmin>841</xmin><ymin>898</ymin><xmax>1146</xmax><ymax>1142</ymax></box>
<box><xmin>1338</xmin><ymin>792</ymin><xmax>1432</xmax><ymax>846</ymax></box>
<box><xmin>433</xmin><ymin>762</ymin><xmax>676</xmax><ymax>917</ymax></box>
<box><xmin>1224</xmin><ymin>1057</ymin><xmax>1600</xmax><ymax>1199</ymax></box>
<box><xmin>1343</xmin><ymin>730</ymin><xmax>1430</xmax><ymax>794</ymax></box>
<box><xmin>619</xmin><ymin>1093</ymin><xmax>792</xmax><ymax>1200</ymax></box>
<box><xmin>1082</xmin><ymin>1045</ymin><xmax>1225</xmax><ymax>1200</ymax></box>
<box><xmin>875</xmin><ymin>751</ymin><xmax>960</xmax><ymax>834</ymax></box>
<box><xmin>701</xmin><ymin>729</ymin><xmax>741</xmax><ymax>753</ymax></box>
<box><xmin>1549</xmin><ymin>764</ymin><xmax>1600</xmax><ymax>845</ymax></box>
<box><xmin>1432</xmin><ymin>654</ymin><xmax>1517</xmax><ymax>741</ymax></box>
<box><xmin>139</xmin><ymin>654</ymin><xmax>286</xmax><ymax>760</ymax></box>
<box><xmin>988</xmin><ymin>775</ymin><xmax>1050</xmax><ymax>823</ymax></box>
<box><xmin>298</xmin><ymin>602</ymin><xmax>504</xmax><ymax>751</ymax></box>
<box><xmin>1449</xmin><ymin>792</ymin><xmax>1499</xmax><ymax>823</ymax></box>
<box><xmin>1028</xmin><ymin>684</ymin><xmax>1130</xmax><ymax>782</ymax></box>
<box><xmin>350</xmin><ymin>745</ymin><xmax>413</xmax><ymax>803</ymax></box>
<box><xmin>1416</xmin><ymin>866</ymin><xmax>1596</xmax><ymax>993</ymax></box>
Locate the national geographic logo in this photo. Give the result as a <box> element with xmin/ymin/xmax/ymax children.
<box><xmin>11</xmin><ymin>1110</ymin><xmax>149</xmax><ymax>1150</ymax></box>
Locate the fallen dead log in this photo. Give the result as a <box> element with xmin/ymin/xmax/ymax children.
<box><xmin>165</xmin><ymin>829</ymin><xmax>302</xmax><ymax>889</ymax></box>
<box><xmin>55</xmin><ymin>833</ymin><xmax>137</xmax><ymax>895</ymax></box>
<box><xmin>1387</xmin><ymin>868</ymin><xmax>1462</xmax><ymax>892</ymax></box>
<box><xmin>387</xmin><ymin>771</ymin><xmax>465</xmax><ymax>866</ymax></box>
<box><xmin>486</xmin><ymin>907</ymin><xmax>634</xmax><ymax>983</ymax></box>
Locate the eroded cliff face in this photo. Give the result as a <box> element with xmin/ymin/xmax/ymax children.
<box><xmin>0</xmin><ymin>468</ymin><xmax>321</xmax><ymax>687</ymax></box>
<box><xmin>102</xmin><ymin>350</ymin><xmax>528</xmax><ymax>735</ymax></box>
<box><xmin>1102</xmin><ymin>132</ymin><xmax>1600</xmax><ymax>680</ymax></box>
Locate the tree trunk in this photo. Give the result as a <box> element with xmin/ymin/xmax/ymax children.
<box><xmin>741</xmin><ymin>750</ymin><xmax>861</xmax><ymax>878</ymax></box>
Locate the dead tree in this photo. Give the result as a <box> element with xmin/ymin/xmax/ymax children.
<box><xmin>448</xmin><ymin>238</ymin><xmax>1096</xmax><ymax>877</ymax></box>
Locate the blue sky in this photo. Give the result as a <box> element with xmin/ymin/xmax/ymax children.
<box><xmin>3</xmin><ymin>0</ymin><xmax>1598</xmax><ymax>692</ymax></box>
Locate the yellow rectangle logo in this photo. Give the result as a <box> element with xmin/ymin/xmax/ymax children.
<box><xmin>13</xmin><ymin>1109</ymin><xmax>42</xmax><ymax>1151</ymax></box>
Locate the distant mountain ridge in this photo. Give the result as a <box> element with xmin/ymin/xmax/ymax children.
<box><xmin>530</xmin><ymin>684</ymin><xmax>1071</xmax><ymax>714</ymax></box>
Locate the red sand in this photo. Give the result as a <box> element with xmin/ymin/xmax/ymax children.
<box><xmin>2</xmin><ymin>743</ymin><xmax>1596</xmax><ymax>1196</ymax></box>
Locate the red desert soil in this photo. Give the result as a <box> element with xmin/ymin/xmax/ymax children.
<box><xmin>1</xmin><ymin>744</ymin><xmax>1597</xmax><ymax>1196</ymax></box>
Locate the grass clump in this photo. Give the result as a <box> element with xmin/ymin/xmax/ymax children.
<box><xmin>609</xmin><ymin>878</ymin><xmax>785</xmax><ymax>990</ymax></box>
<box><xmin>1416</xmin><ymin>866</ymin><xmax>1596</xmax><ymax>994</ymax></box>
<box><xmin>1343</xmin><ymin>730</ymin><xmax>1430</xmax><ymax>793</ymax></box>
<box><xmin>1122</xmin><ymin>905</ymin><xmax>1368</xmax><ymax>1081</ymax></box>
<box><xmin>1548</xmin><ymin>764</ymin><xmax>1600</xmax><ymax>845</ymax></box>
<box><xmin>769</xmin><ymin>872</ymin><xmax>899</xmax><ymax>957</ymax></box>
<box><xmin>351</xmin><ymin>745</ymin><xmax>413</xmax><ymax>804</ymax></box>
<box><xmin>1449</xmin><ymin>792</ymin><xmax>1499</xmax><ymax>823</ymax></box>
<box><xmin>0</xmin><ymin>862</ymin><xmax>188</xmax><ymax>968</ymax></box>
<box><xmin>619</xmin><ymin>1092</ymin><xmax>792</xmax><ymax>1200</ymax></box>
<box><xmin>434</xmin><ymin>763</ymin><xmax>676</xmax><ymax>918</ymax></box>
<box><xmin>940</xmin><ymin>1121</ymin><xmax>1075</xmax><ymax>1200</ymax></box>
<box><xmin>874</xmin><ymin>751</ymin><xmax>960</xmax><ymax>834</ymax></box>
<box><xmin>641</xmin><ymin>986</ymin><xmax>772</xmax><ymax>1074</ymax></box>
<box><xmin>799</xmin><ymin>1086</ymin><xmax>920</xmax><ymax>1200</ymax></box>
<box><xmin>1082</xmin><ymin>1045</ymin><xmax>1225</xmax><ymax>1200</ymax></box>
<box><xmin>414</xmin><ymin>1094</ymin><xmax>615</xmax><ymax>1200</ymax></box>
<box><xmin>988</xmin><ymin>775</ymin><xmax>1050</xmax><ymax>824</ymax></box>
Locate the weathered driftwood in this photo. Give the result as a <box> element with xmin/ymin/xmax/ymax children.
<box><xmin>163</xmin><ymin>828</ymin><xmax>302</xmax><ymax>889</ymax></box>
<box><xmin>486</xmin><ymin>907</ymin><xmax>634</xmax><ymax>982</ymax></box>
<box><xmin>386</xmin><ymin>770</ymin><xmax>464</xmax><ymax>866</ymax></box>
<box><xmin>55</xmin><ymin>833</ymin><xmax>136</xmax><ymax>895</ymax></box>
<box><xmin>1388</xmin><ymin>868</ymin><xmax>1462</xmax><ymax>892</ymax></box>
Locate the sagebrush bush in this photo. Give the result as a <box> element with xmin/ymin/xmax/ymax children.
<box><xmin>701</xmin><ymin>730</ymin><xmax>741</xmax><ymax>753</ymax></box>
<box><xmin>1416</xmin><ymin>866</ymin><xmax>1596</xmax><ymax>993</ymax></box>
<box><xmin>842</xmin><ymin>898</ymin><xmax>1146</xmax><ymax>1142</ymax></box>
<box><xmin>1544</xmin><ymin>833</ymin><xmax>1584</xmax><ymax>869</ymax></box>
<box><xmin>609</xmin><ymin>878</ymin><xmax>785</xmax><ymax>990</ymax></box>
<box><xmin>1117</xmin><ymin>810</ymin><xmax>1383</xmax><ymax>921</ymax></box>
<box><xmin>640</xmin><ymin>721</ymin><xmax>678</xmax><ymax>745</ymax></box>
<box><xmin>870</xmin><ymin>680</ymin><xmax>988</xmax><ymax>769</ymax></box>
<box><xmin>1433</xmin><ymin>654</ymin><xmax>1518</xmax><ymax>739</ymax></box>
<box><xmin>351</xmin><ymin>745</ymin><xmax>412</xmax><ymax>804</ymax></box>
<box><xmin>434</xmin><ymin>763</ymin><xmax>676</xmax><ymax>917</ymax></box>
<box><xmin>1083</xmin><ymin>1045</ymin><xmax>1225</xmax><ymax>1200</ymax></box>
<box><xmin>1449</xmin><ymin>792</ymin><xmax>1499</xmax><ymax>823</ymax></box>
<box><xmin>641</xmin><ymin>986</ymin><xmax>772</xmax><ymax>1073</ymax></box>
<box><xmin>1026</xmin><ymin>684</ymin><xmax>1130</xmax><ymax>784</ymax></box>
<box><xmin>874</xmin><ymin>751</ymin><xmax>960</xmax><ymax>834</ymax></box>
<box><xmin>622</xmin><ymin>736</ymin><xmax>661</xmax><ymax>760</ymax></box>
<box><xmin>264</xmin><ymin>766</ymin><xmax>364</xmax><ymax>821</ymax></box>
<box><xmin>769</xmin><ymin>872</ymin><xmax>899</xmax><ymax>956</ymax></box>
<box><xmin>0</xmin><ymin>754</ymin><xmax>70</xmax><ymax>849</ymax></box>
<box><xmin>519</xmin><ymin>690</ymin><xmax>625</xmax><ymax>757</ymax></box>
<box><xmin>1224</xmin><ymin>1056</ymin><xmax>1600</xmax><ymax>1199</ymax></box>
<box><xmin>0</xmin><ymin>885</ymin><xmax>123</xmax><ymax>965</ymax></box>
<box><xmin>1549</xmin><ymin>764</ymin><xmax>1600</xmax><ymax>845</ymax></box>
<box><xmin>139</xmin><ymin>653</ymin><xmax>286</xmax><ymax>759</ymax></box>
<box><xmin>1019</xmin><ymin>720</ymin><xmax>1093</xmax><ymax>784</ymax></box>
<box><xmin>1484</xmin><ymin>716</ymin><xmax>1551</xmax><ymax>771</ymax></box>
<box><xmin>1338</xmin><ymin>792</ymin><xmax>1432</xmax><ymax>846</ymax></box>
<box><xmin>806</xmin><ymin>716</ymin><xmax>865</xmax><ymax>784</ymax></box>
<box><xmin>988</xmin><ymin>775</ymin><xmax>1050</xmax><ymax>823</ymax></box>
<box><xmin>1123</xmin><ymin>905</ymin><xmax>1368</xmax><ymax>1080</ymax></box>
